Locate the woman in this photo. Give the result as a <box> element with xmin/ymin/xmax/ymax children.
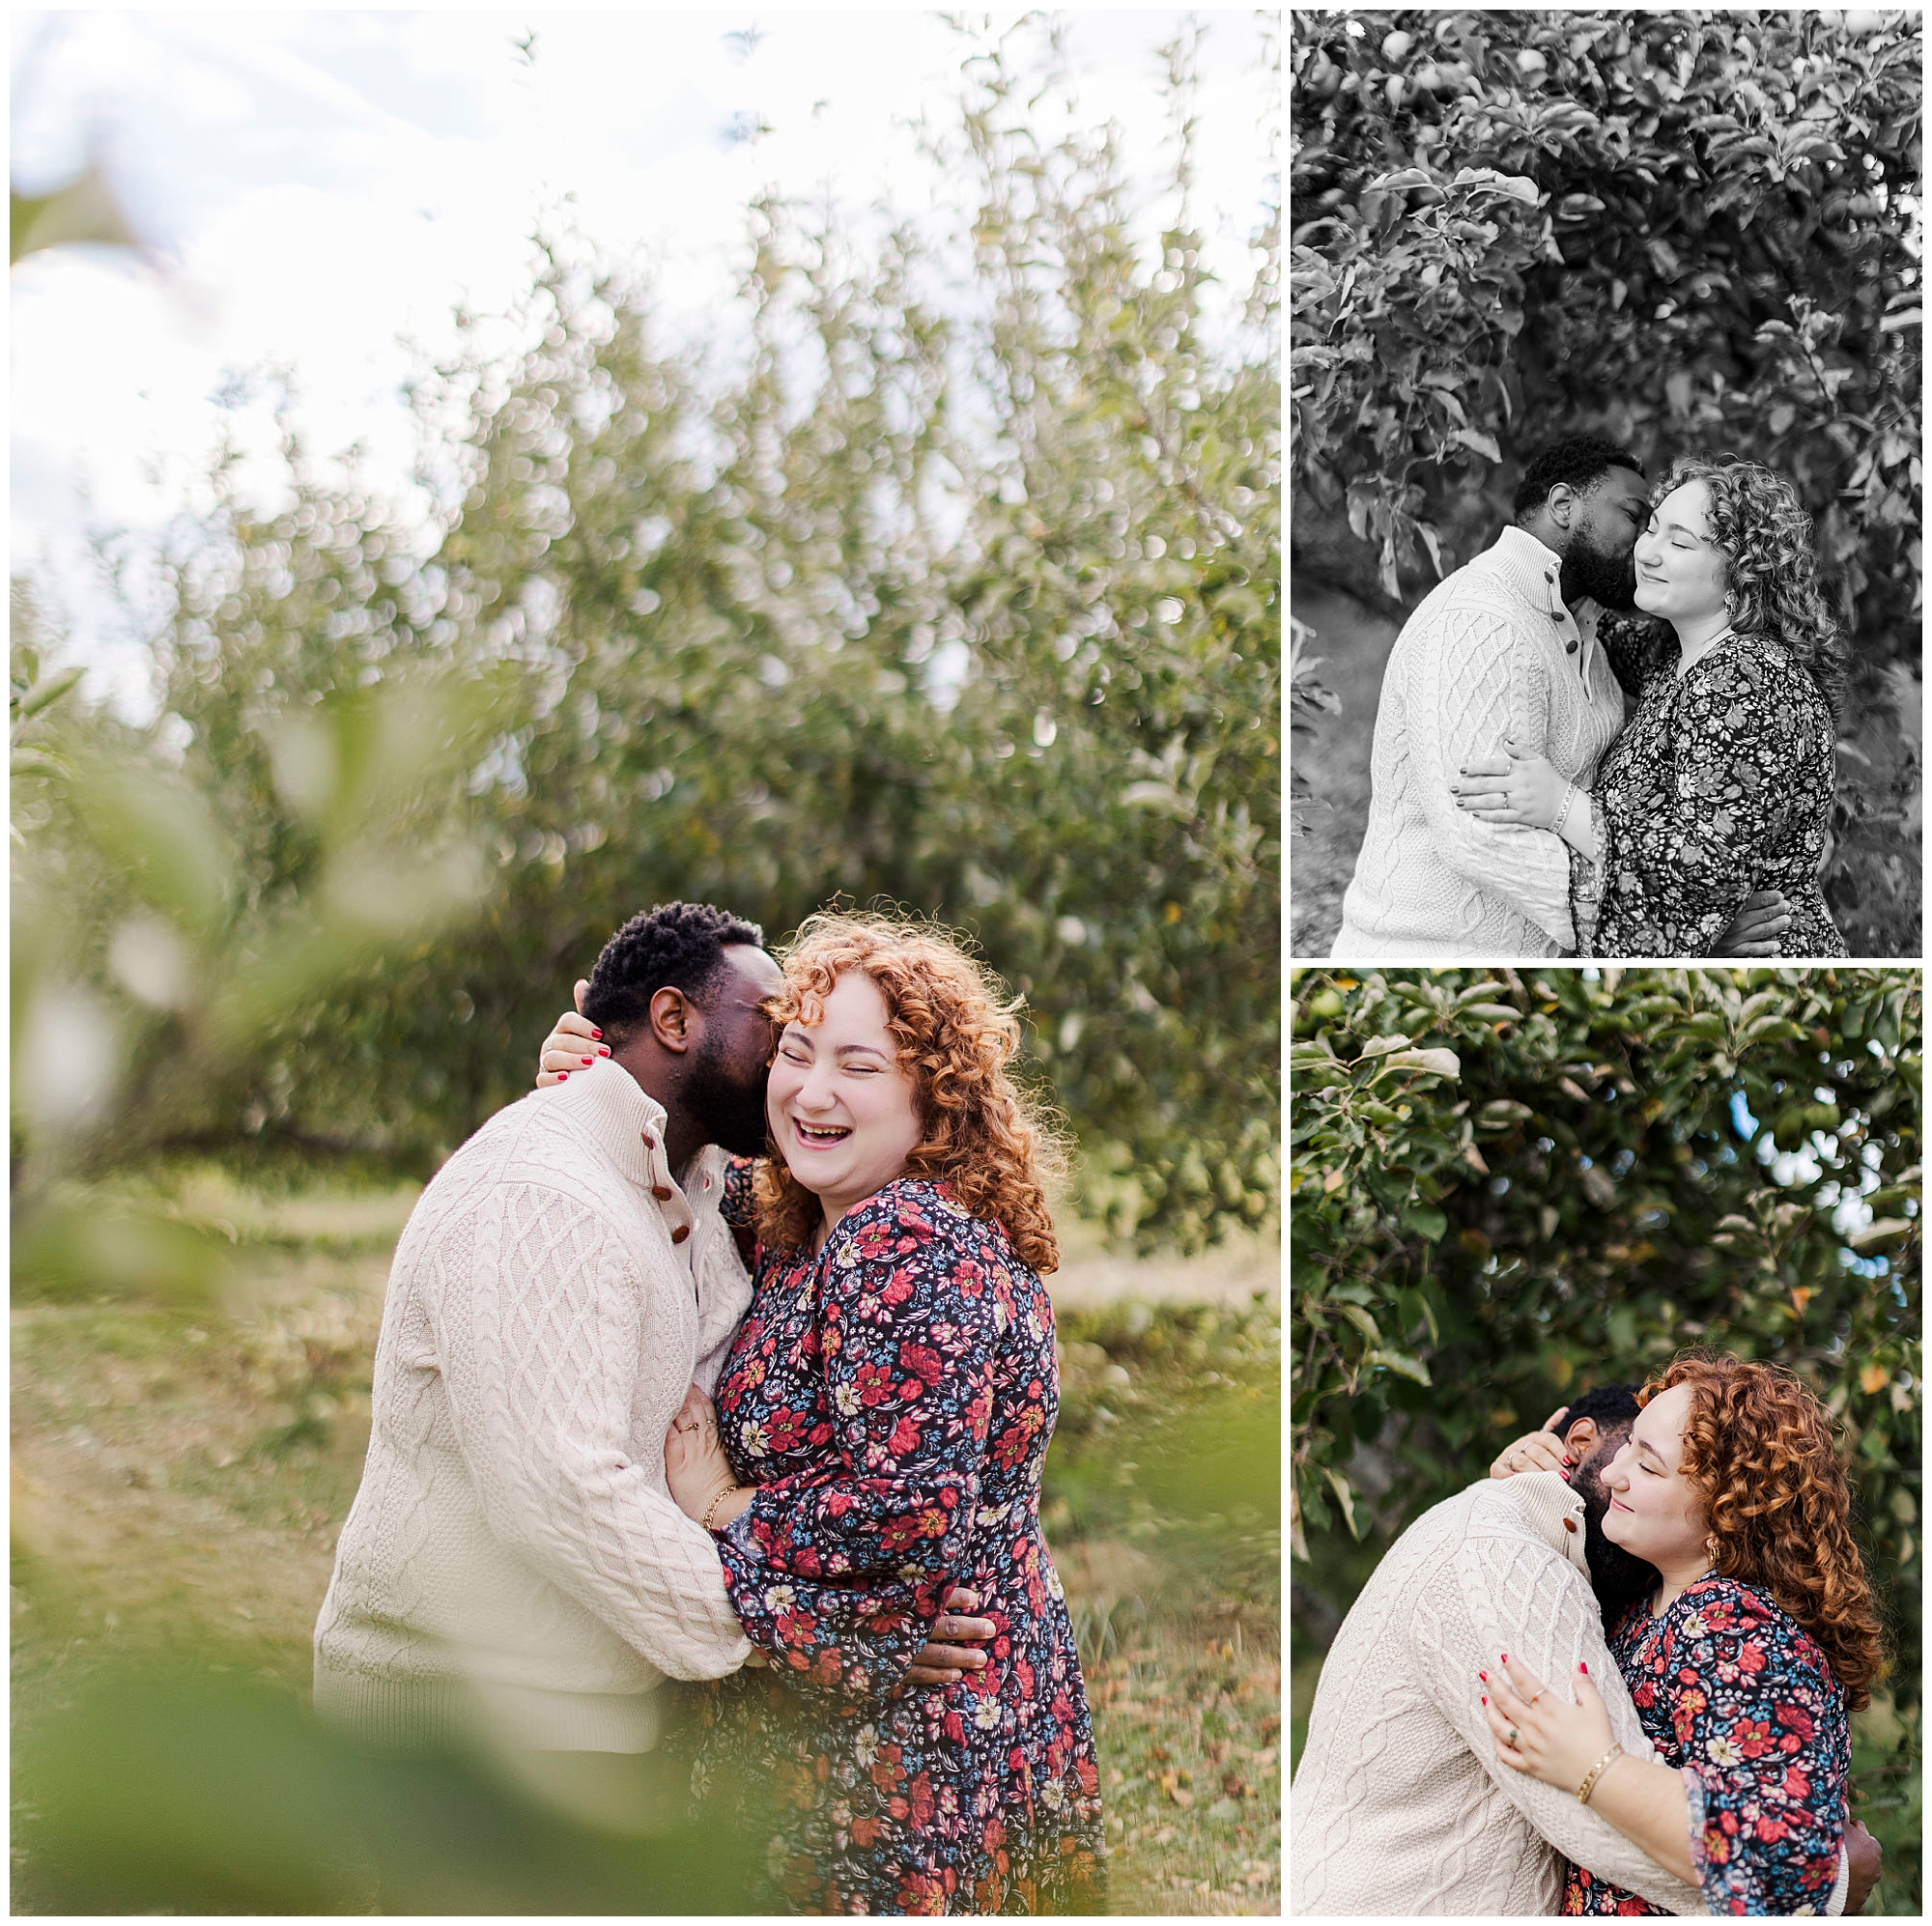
<box><xmin>1452</xmin><ymin>456</ymin><xmax>1848</xmax><ymax>956</ymax></box>
<box><xmin>1486</xmin><ymin>1354</ymin><xmax>1887</xmax><ymax>1914</ymax></box>
<box><xmin>543</xmin><ymin>911</ymin><xmax>1104</xmax><ymax>1914</ymax></box>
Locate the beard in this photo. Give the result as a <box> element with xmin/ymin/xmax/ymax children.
<box><xmin>682</xmin><ymin>1034</ymin><xmax>773</xmax><ymax>1159</ymax></box>
<box><xmin>1560</xmin><ymin>525</ymin><xmax>1639</xmax><ymax>613</ymax></box>
<box><xmin>1574</xmin><ymin>1435</ymin><xmax>1661</xmax><ymax>1629</ymax></box>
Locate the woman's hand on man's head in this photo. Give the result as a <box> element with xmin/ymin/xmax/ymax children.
<box><xmin>536</xmin><ymin>978</ymin><xmax>608</xmax><ymax>1087</ymax></box>
<box><xmin>1490</xmin><ymin>1406</ymin><xmax>1575</xmax><ymax>1482</ymax></box>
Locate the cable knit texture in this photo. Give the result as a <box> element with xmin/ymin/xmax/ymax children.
<box><xmin>1335</xmin><ymin>526</ymin><xmax>1626</xmax><ymax>958</ymax></box>
<box><xmin>1291</xmin><ymin>1472</ymin><xmax>1710</xmax><ymax>1916</ymax></box>
<box><xmin>313</xmin><ymin>1061</ymin><xmax>753</xmax><ymax>1753</ymax></box>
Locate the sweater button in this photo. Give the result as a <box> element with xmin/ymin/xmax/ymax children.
<box><xmin>641</xmin><ymin>1133</ymin><xmax>656</xmax><ymax>1151</ymax></box>
<box><xmin>671</xmin><ymin>1225</ymin><xmax>691</xmax><ymax>1245</ymax></box>
<box><xmin>1566</xmin><ymin>640</ymin><xmax>1578</xmax><ymax>654</ymax></box>
<box><xmin>1564</xmin><ymin>1517</ymin><xmax>1578</xmax><ymax>1533</ymax></box>
<box><xmin>652</xmin><ymin>1184</ymin><xmax>673</xmax><ymax>1201</ymax></box>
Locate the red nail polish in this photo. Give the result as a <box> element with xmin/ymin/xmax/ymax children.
<box><xmin>592</xmin><ymin>1028</ymin><xmax>603</xmax><ymax>1038</ymax></box>
<box><xmin>1500</xmin><ymin>1654</ymin><xmax>1508</xmax><ymax>1664</ymax></box>
<box><xmin>1481</xmin><ymin>1695</ymin><xmax>1488</xmax><ymax>1706</ymax></box>
<box><xmin>556</xmin><ymin>1070</ymin><xmax>568</xmax><ymax>1080</ymax></box>
<box><xmin>582</xmin><ymin>1056</ymin><xmax>593</xmax><ymax>1065</ymax></box>
<box><xmin>598</xmin><ymin>1045</ymin><xmax>611</xmax><ymax>1056</ymax></box>
<box><xmin>1579</xmin><ymin>1661</ymin><xmax>1588</xmax><ymax>1675</ymax></box>
<box><xmin>1479</xmin><ymin>1671</ymin><xmax>1488</xmax><ymax>1681</ymax></box>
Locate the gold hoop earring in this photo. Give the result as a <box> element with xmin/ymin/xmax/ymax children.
<box><xmin>1705</xmin><ymin>1534</ymin><xmax>1719</xmax><ymax>1566</ymax></box>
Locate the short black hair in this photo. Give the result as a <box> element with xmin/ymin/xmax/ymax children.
<box><xmin>1548</xmin><ymin>1382</ymin><xmax>1642</xmax><ymax>1437</ymax></box>
<box><xmin>582</xmin><ymin>901</ymin><xmax>765</xmax><ymax>1047</ymax></box>
<box><xmin>1512</xmin><ymin>437</ymin><xmax>1645</xmax><ymax>519</ymax></box>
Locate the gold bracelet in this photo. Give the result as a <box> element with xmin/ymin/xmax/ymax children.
<box><xmin>1576</xmin><ymin>1742</ymin><xmax>1623</xmax><ymax>1806</ymax></box>
<box><xmin>700</xmin><ymin>1485</ymin><xmax>741</xmax><ymax>1533</ymax></box>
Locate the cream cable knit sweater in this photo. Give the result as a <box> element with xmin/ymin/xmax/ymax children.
<box><xmin>1292</xmin><ymin>1471</ymin><xmax>1852</xmax><ymax>1916</ymax></box>
<box><xmin>1335</xmin><ymin>526</ymin><xmax>1625</xmax><ymax>959</ymax></box>
<box><xmin>1292</xmin><ymin>1471</ymin><xmax>1704</xmax><ymax>1916</ymax></box>
<box><xmin>313</xmin><ymin>1062</ymin><xmax>754</xmax><ymax>1753</ymax></box>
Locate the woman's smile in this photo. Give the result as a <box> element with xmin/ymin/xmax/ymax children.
<box><xmin>789</xmin><ymin>1116</ymin><xmax>853</xmax><ymax>1148</ymax></box>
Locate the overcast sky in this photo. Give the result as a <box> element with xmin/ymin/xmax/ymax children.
<box><xmin>11</xmin><ymin>8</ymin><xmax>1277</xmax><ymax>706</ymax></box>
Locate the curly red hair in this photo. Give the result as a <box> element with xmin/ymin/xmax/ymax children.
<box><xmin>1641</xmin><ymin>1353</ymin><xmax>1889</xmax><ymax>1710</ymax></box>
<box><xmin>753</xmin><ymin>911</ymin><xmax>1068</xmax><ymax>1271</ymax></box>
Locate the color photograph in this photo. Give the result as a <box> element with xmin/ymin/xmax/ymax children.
<box><xmin>12</xmin><ymin>13</ymin><xmax>1280</xmax><ymax>1914</ymax></box>
<box><xmin>1290</xmin><ymin>966</ymin><xmax>1920</xmax><ymax>1914</ymax></box>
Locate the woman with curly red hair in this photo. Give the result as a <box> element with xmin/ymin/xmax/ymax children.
<box><xmin>542</xmin><ymin>910</ymin><xmax>1102</xmax><ymax>1913</ymax></box>
<box><xmin>1483</xmin><ymin>1352</ymin><xmax>1888</xmax><ymax>1914</ymax></box>
<box><xmin>1454</xmin><ymin>454</ymin><xmax>1849</xmax><ymax>956</ymax></box>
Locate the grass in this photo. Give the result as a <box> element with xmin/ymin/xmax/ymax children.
<box><xmin>12</xmin><ymin>1161</ymin><xmax>1281</xmax><ymax>1915</ymax></box>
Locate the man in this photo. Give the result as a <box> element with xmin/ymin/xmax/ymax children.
<box><xmin>1291</xmin><ymin>1386</ymin><xmax>1879</xmax><ymax>1914</ymax></box>
<box><xmin>1333</xmin><ymin>437</ymin><xmax>1789</xmax><ymax>959</ymax></box>
<box><xmin>314</xmin><ymin>902</ymin><xmax>987</xmax><ymax>1826</ymax></box>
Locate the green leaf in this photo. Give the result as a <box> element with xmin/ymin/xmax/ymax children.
<box><xmin>1324</xmin><ymin>1468</ymin><xmax>1361</xmax><ymax>1540</ymax></box>
<box><xmin>1366</xmin><ymin>1347</ymin><xmax>1433</xmax><ymax>1386</ymax></box>
<box><xmin>1339</xmin><ymin>1302</ymin><xmax>1383</xmax><ymax>1346</ymax></box>
<box><xmin>67</xmin><ymin>758</ymin><xmax>233</xmax><ymax>936</ymax></box>
<box><xmin>13</xmin><ymin>665</ymin><xmax>85</xmax><ymax>722</ymax></box>
<box><xmin>11</xmin><ymin>168</ymin><xmax>138</xmax><ymax>265</ymax></box>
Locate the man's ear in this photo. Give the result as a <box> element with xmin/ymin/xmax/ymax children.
<box><xmin>1562</xmin><ymin>1415</ymin><xmax>1601</xmax><ymax>1458</ymax></box>
<box><xmin>648</xmin><ymin>984</ymin><xmax>698</xmax><ymax>1055</ymax></box>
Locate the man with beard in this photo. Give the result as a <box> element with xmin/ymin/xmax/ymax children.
<box><xmin>1290</xmin><ymin>1386</ymin><xmax>1876</xmax><ymax>1914</ymax></box>
<box><xmin>1332</xmin><ymin>437</ymin><xmax>1787</xmax><ymax>959</ymax></box>
<box><xmin>314</xmin><ymin>902</ymin><xmax>987</xmax><ymax>1827</ymax></box>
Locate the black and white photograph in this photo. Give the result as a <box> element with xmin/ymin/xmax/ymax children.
<box><xmin>1290</xmin><ymin>9</ymin><xmax>1922</xmax><ymax>961</ymax></box>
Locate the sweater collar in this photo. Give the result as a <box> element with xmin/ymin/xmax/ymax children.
<box><xmin>544</xmin><ymin>1060</ymin><xmax>694</xmax><ymax>1233</ymax></box>
<box><xmin>1496</xmin><ymin>1468</ymin><xmax>1592</xmax><ymax>1577</ymax></box>
<box><xmin>1492</xmin><ymin>524</ymin><xmax>1572</xmax><ymax>620</ymax></box>
<box><xmin>1490</xmin><ymin>525</ymin><xmax>1606</xmax><ymax>675</ymax></box>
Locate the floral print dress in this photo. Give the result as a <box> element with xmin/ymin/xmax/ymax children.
<box><xmin>1563</xmin><ymin>1576</ymin><xmax>1848</xmax><ymax>1916</ymax></box>
<box><xmin>1571</xmin><ymin>634</ymin><xmax>1846</xmax><ymax>957</ymax></box>
<box><xmin>697</xmin><ymin>1175</ymin><xmax>1105</xmax><ymax>1915</ymax></box>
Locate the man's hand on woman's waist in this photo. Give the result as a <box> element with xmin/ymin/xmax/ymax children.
<box><xmin>908</xmin><ymin>1585</ymin><xmax>996</xmax><ymax>1686</ymax></box>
